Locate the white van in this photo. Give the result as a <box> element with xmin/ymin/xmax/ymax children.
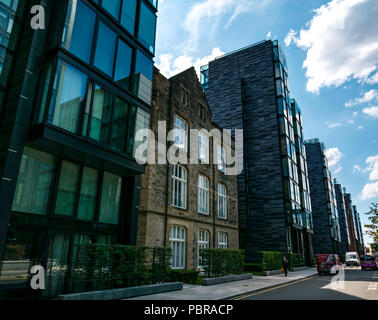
<box><xmin>346</xmin><ymin>252</ymin><xmax>360</xmax><ymax>266</ymax></box>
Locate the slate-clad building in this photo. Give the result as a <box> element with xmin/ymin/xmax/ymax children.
<box><xmin>202</xmin><ymin>40</ymin><xmax>314</xmax><ymax>265</ymax></box>
<box><xmin>0</xmin><ymin>0</ymin><xmax>157</xmax><ymax>299</ymax></box>
<box><xmin>305</xmin><ymin>139</ymin><xmax>341</xmax><ymax>255</ymax></box>
<box><xmin>334</xmin><ymin>181</ymin><xmax>350</xmax><ymax>256</ymax></box>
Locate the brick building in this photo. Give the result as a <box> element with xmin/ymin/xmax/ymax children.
<box><xmin>137</xmin><ymin>67</ymin><xmax>239</xmax><ymax>270</ymax></box>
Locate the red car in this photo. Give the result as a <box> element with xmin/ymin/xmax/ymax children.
<box><xmin>316</xmin><ymin>254</ymin><xmax>342</xmax><ymax>275</ymax></box>
<box><xmin>360</xmin><ymin>255</ymin><xmax>377</xmax><ymax>271</ymax></box>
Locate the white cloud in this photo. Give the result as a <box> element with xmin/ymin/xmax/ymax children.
<box><xmin>326</xmin><ymin>121</ymin><xmax>343</xmax><ymax>128</ymax></box>
<box><xmin>361</xmin><ymin>181</ymin><xmax>378</xmax><ymax>200</ymax></box>
<box><xmin>285</xmin><ymin>0</ymin><xmax>378</xmax><ymax>93</ymax></box>
<box><xmin>358</xmin><ymin>125</ymin><xmax>364</xmax><ymax>130</ymax></box>
<box><xmin>325</xmin><ymin>148</ymin><xmax>344</xmax><ymax>170</ymax></box>
<box><xmin>365</xmin><ymin>155</ymin><xmax>378</xmax><ymax>181</ymax></box>
<box><xmin>184</xmin><ymin>0</ymin><xmax>270</xmax><ymax>51</ymax></box>
<box><xmin>266</xmin><ymin>31</ymin><xmax>271</xmax><ymax>38</ymax></box>
<box><xmin>345</xmin><ymin>89</ymin><xmax>378</xmax><ymax>107</ymax></box>
<box><xmin>156</xmin><ymin>48</ymin><xmax>226</xmax><ymax>78</ymax></box>
<box><xmin>360</xmin><ymin>155</ymin><xmax>378</xmax><ymax>200</ymax></box>
<box><xmin>353</xmin><ymin>165</ymin><xmax>362</xmax><ymax>172</ymax></box>
<box><xmin>353</xmin><ymin>111</ymin><xmax>359</xmax><ymax>116</ymax></box>
<box><xmin>347</xmin><ymin>119</ymin><xmax>355</xmax><ymax>124</ymax></box>
<box><xmin>362</xmin><ymin>106</ymin><xmax>378</xmax><ymax>118</ymax></box>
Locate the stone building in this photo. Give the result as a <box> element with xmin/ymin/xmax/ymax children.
<box><xmin>137</xmin><ymin>67</ymin><xmax>239</xmax><ymax>270</ymax></box>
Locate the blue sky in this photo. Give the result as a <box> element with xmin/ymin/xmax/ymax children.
<box><xmin>155</xmin><ymin>0</ymin><xmax>378</xmax><ymax>245</ymax></box>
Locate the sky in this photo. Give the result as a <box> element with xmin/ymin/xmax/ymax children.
<box><xmin>154</xmin><ymin>0</ymin><xmax>378</xmax><ymax>245</ymax></box>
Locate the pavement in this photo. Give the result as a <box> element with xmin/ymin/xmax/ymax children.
<box><xmin>125</xmin><ymin>268</ymin><xmax>318</xmax><ymax>300</ymax></box>
<box><xmin>239</xmin><ymin>267</ymin><xmax>378</xmax><ymax>300</ymax></box>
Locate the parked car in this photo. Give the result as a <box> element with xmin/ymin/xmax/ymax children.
<box><xmin>360</xmin><ymin>255</ymin><xmax>377</xmax><ymax>271</ymax></box>
<box><xmin>346</xmin><ymin>252</ymin><xmax>360</xmax><ymax>266</ymax></box>
<box><xmin>316</xmin><ymin>254</ymin><xmax>343</xmax><ymax>275</ymax></box>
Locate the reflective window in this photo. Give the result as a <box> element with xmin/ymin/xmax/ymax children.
<box><xmin>217</xmin><ymin>145</ymin><xmax>226</xmax><ymax>173</ymax></box>
<box><xmin>172</xmin><ymin>165</ymin><xmax>187</xmax><ymax>209</ymax></box>
<box><xmin>218</xmin><ymin>184</ymin><xmax>227</xmax><ymax>219</ymax></box>
<box><xmin>121</xmin><ymin>0</ymin><xmax>137</xmax><ymax>34</ymax></box>
<box><xmin>174</xmin><ymin>115</ymin><xmax>188</xmax><ymax>152</ymax></box>
<box><xmin>114</xmin><ymin>39</ymin><xmax>133</xmax><ymax>90</ymax></box>
<box><xmin>132</xmin><ymin>107</ymin><xmax>150</xmax><ymax>157</ymax></box>
<box><xmin>134</xmin><ymin>50</ymin><xmax>153</xmax><ymax>104</ymax></box>
<box><xmin>197</xmin><ymin>229</ymin><xmax>209</xmax><ymax>268</ymax></box>
<box><xmin>138</xmin><ymin>1</ymin><xmax>156</xmax><ymax>53</ymax></box>
<box><xmin>77</xmin><ymin>167</ymin><xmax>99</xmax><ymax>221</ymax></box>
<box><xmin>62</xmin><ymin>0</ymin><xmax>96</xmax><ymax>63</ymax></box>
<box><xmin>99</xmin><ymin>172</ymin><xmax>122</xmax><ymax>225</ymax></box>
<box><xmin>199</xmin><ymin>132</ymin><xmax>209</xmax><ymax>163</ymax></box>
<box><xmin>12</xmin><ymin>147</ymin><xmax>55</xmax><ymax>215</ymax></box>
<box><xmin>94</xmin><ymin>22</ymin><xmax>117</xmax><ymax>77</ymax></box>
<box><xmin>218</xmin><ymin>232</ymin><xmax>228</xmax><ymax>249</ymax></box>
<box><xmin>198</xmin><ymin>175</ymin><xmax>209</xmax><ymax>215</ymax></box>
<box><xmin>55</xmin><ymin>161</ymin><xmax>81</xmax><ymax>216</ymax></box>
<box><xmin>170</xmin><ymin>226</ymin><xmax>186</xmax><ymax>270</ymax></box>
<box><xmin>110</xmin><ymin>96</ymin><xmax>130</xmax><ymax>151</ymax></box>
<box><xmin>102</xmin><ymin>0</ymin><xmax>121</xmax><ymax>19</ymax></box>
<box><xmin>48</xmin><ymin>61</ymin><xmax>88</xmax><ymax>133</ymax></box>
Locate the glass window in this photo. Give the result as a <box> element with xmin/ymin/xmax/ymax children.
<box><xmin>12</xmin><ymin>147</ymin><xmax>55</xmax><ymax>215</ymax></box>
<box><xmin>89</xmin><ymin>85</ymin><xmax>113</xmax><ymax>143</ymax></box>
<box><xmin>218</xmin><ymin>184</ymin><xmax>227</xmax><ymax>219</ymax></box>
<box><xmin>114</xmin><ymin>39</ymin><xmax>133</xmax><ymax>90</ymax></box>
<box><xmin>174</xmin><ymin>115</ymin><xmax>188</xmax><ymax>152</ymax></box>
<box><xmin>172</xmin><ymin>165</ymin><xmax>187</xmax><ymax>209</ymax></box>
<box><xmin>198</xmin><ymin>229</ymin><xmax>209</xmax><ymax>268</ymax></box>
<box><xmin>99</xmin><ymin>172</ymin><xmax>122</xmax><ymax>225</ymax></box>
<box><xmin>102</xmin><ymin>0</ymin><xmax>121</xmax><ymax>19</ymax></box>
<box><xmin>94</xmin><ymin>22</ymin><xmax>117</xmax><ymax>77</ymax></box>
<box><xmin>62</xmin><ymin>0</ymin><xmax>96</xmax><ymax>63</ymax></box>
<box><xmin>217</xmin><ymin>145</ymin><xmax>226</xmax><ymax>173</ymax></box>
<box><xmin>138</xmin><ymin>1</ymin><xmax>156</xmax><ymax>53</ymax></box>
<box><xmin>77</xmin><ymin>167</ymin><xmax>99</xmax><ymax>221</ymax></box>
<box><xmin>218</xmin><ymin>232</ymin><xmax>228</xmax><ymax>249</ymax></box>
<box><xmin>134</xmin><ymin>50</ymin><xmax>153</xmax><ymax>104</ymax></box>
<box><xmin>110</xmin><ymin>96</ymin><xmax>130</xmax><ymax>152</ymax></box>
<box><xmin>48</xmin><ymin>61</ymin><xmax>88</xmax><ymax>133</ymax></box>
<box><xmin>55</xmin><ymin>161</ymin><xmax>80</xmax><ymax>216</ymax></box>
<box><xmin>198</xmin><ymin>175</ymin><xmax>209</xmax><ymax>215</ymax></box>
<box><xmin>121</xmin><ymin>0</ymin><xmax>137</xmax><ymax>34</ymax></box>
<box><xmin>132</xmin><ymin>107</ymin><xmax>151</xmax><ymax>157</ymax></box>
<box><xmin>199</xmin><ymin>132</ymin><xmax>209</xmax><ymax>163</ymax></box>
<box><xmin>170</xmin><ymin>226</ymin><xmax>186</xmax><ymax>270</ymax></box>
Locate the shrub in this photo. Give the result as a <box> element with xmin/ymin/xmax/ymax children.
<box><xmin>168</xmin><ymin>270</ymin><xmax>199</xmax><ymax>284</ymax></box>
<box><xmin>259</xmin><ymin>251</ymin><xmax>283</xmax><ymax>271</ymax></box>
<box><xmin>199</xmin><ymin>248</ymin><xmax>245</xmax><ymax>278</ymax></box>
<box><xmin>244</xmin><ymin>263</ymin><xmax>263</xmax><ymax>273</ymax></box>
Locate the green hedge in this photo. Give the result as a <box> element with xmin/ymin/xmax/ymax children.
<box><xmin>259</xmin><ymin>252</ymin><xmax>305</xmax><ymax>271</ymax></box>
<box><xmin>244</xmin><ymin>263</ymin><xmax>263</xmax><ymax>273</ymax></box>
<box><xmin>168</xmin><ymin>270</ymin><xmax>199</xmax><ymax>284</ymax></box>
<box><xmin>199</xmin><ymin>248</ymin><xmax>245</xmax><ymax>278</ymax></box>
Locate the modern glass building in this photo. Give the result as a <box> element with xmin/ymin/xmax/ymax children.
<box><xmin>304</xmin><ymin>139</ymin><xmax>341</xmax><ymax>255</ymax></box>
<box><xmin>334</xmin><ymin>180</ymin><xmax>351</xmax><ymax>256</ymax></box>
<box><xmin>202</xmin><ymin>40</ymin><xmax>314</xmax><ymax>265</ymax></box>
<box><xmin>0</xmin><ymin>0</ymin><xmax>157</xmax><ymax>299</ymax></box>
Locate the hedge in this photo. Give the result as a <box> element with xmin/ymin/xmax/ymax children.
<box><xmin>168</xmin><ymin>270</ymin><xmax>199</xmax><ymax>284</ymax></box>
<box><xmin>199</xmin><ymin>248</ymin><xmax>245</xmax><ymax>278</ymax></box>
<box><xmin>244</xmin><ymin>263</ymin><xmax>263</xmax><ymax>273</ymax></box>
<box><xmin>259</xmin><ymin>251</ymin><xmax>305</xmax><ymax>271</ymax></box>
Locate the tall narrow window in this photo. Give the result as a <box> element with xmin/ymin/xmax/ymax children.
<box><xmin>174</xmin><ymin>115</ymin><xmax>188</xmax><ymax>152</ymax></box>
<box><xmin>198</xmin><ymin>229</ymin><xmax>210</xmax><ymax>268</ymax></box>
<box><xmin>55</xmin><ymin>161</ymin><xmax>81</xmax><ymax>216</ymax></box>
<box><xmin>77</xmin><ymin>167</ymin><xmax>98</xmax><ymax>221</ymax></box>
<box><xmin>48</xmin><ymin>61</ymin><xmax>88</xmax><ymax>133</ymax></box>
<box><xmin>138</xmin><ymin>1</ymin><xmax>156</xmax><ymax>53</ymax></box>
<box><xmin>99</xmin><ymin>172</ymin><xmax>122</xmax><ymax>225</ymax></box>
<box><xmin>134</xmin><ymin>50</ymin><xmax>153</xmax><ymax>104</ymax></box>
<box><xmin>61</xmin><ymin>0</ymin><xmax>96</xmax><ymax>63</ymax></box>
<box><xmin>12</xmin><ymin>147</ymin><xmax>55</xmax><ymax>215</ymax></box>
<box><xmin>217</xmin><ymin>145</ymin><xmax>226</xmax><ymax>173</ymax></box>
<box><xmin>110</xmin><ymin>96</ymin><xmax>129</xmax><ymax>152</ymax></box>
<box><xmin>198</xmin><ymin>175</ymin><xmax>209</xmax><ymax>215</ymax></box>
<box><xmin>170</xmin><ymin>226</ymin><xmax>186</xmax><ymax>270</ymax></box>
<box><xmin>218</xmin><ymin>232</ymin><xmax>228</xmax><ymax>249</ymax></box>
<box><xmin>121</xmin><ymin>0</ymin><xmax>137</xmax><ymax>34</ymax></box>
<box><xmin>198</xmin><ymin>132</ymin><xmax>209</xmax><ymax>163</ymax></box>
<box><xmin>94</xmin><ymin>22</ymin><xmax>117</xmax><ymax>77</ymax></box>
<box><xmin>89</xmin><ymin>85</ymin><xmax>113</xmax><ymax>143</ymax></box>
<box><xmin>102</xmin><ymin>0</ymin><xmax>121</xmax><ymax>19</ymax></box>
<box><xmin>218</xmin><ymin>184</ymin><xmax>227</xmax><ymax>219</ymax></box>
<box><xmin>172</xmin><ymin>165</ymin><xmax>187</xmax><ymax>209</ymax></box>
<box><xmin>114</xmin><ymin>39</ymin><xmax>133</xmax><ymax>91</ymax></box>
<box><xmin>132</xmin><ymin>107</ymin><xmax>151</xmax><ymax>157</ymax></box>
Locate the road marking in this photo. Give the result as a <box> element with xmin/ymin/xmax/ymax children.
<box><xmin>231</xmin><ymin>275</ymin><xmax>318</xmax><ymax>300</ymax></box>
<box><xmin>368</xmin><ymin>282</ymin><xmax>377</xmax><ymax>291</ymax></box>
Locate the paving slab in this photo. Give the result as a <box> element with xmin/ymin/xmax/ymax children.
<box><xmin>124</xmin><ymin>268</ymin><xmax>318</xmax><ymax>300</ymax></box>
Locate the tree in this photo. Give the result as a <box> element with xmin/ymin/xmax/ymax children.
<box><xmin>364</xmin><ymin>203</ymin><xmax>378</xmax><ymax>251</ymax></box>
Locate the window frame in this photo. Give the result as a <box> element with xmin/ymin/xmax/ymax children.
<box><xmin>197</xmin><ymin>229</ymin><xmax>210</xmax><ymax>268</ymax></box>
<box><xmin>198</xmin><ymin>175</ymin><xmax>210</xmax><ymax>215</ymax></box>
<box><xmin>169</xmin><ymin>225</ymin><xmax>186</xmax><ymax>270</ymax></box>
<box><xmin>218</xmin><ymin>232</ymin><xmax>228</xmax><ymax>249</ymax></box>
<box><xmin>218</xmin><ymin>183</ymin><xmax>228</xmax><ymax>220</ymax></box>
<box><xmin>174</xmin><ymin>114</ymin><xmax>189</xmax><ymax>152</ymax></box>
<box><xmin>172</xmin><ymin>165</ymin><xmax>187</xmax><ymax>210</ymax></box>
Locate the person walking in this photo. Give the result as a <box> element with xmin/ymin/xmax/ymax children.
<box><xmin>282</xmin><ymin>256</ymin><xmax>289</xmax><ymax>277</ymax></box>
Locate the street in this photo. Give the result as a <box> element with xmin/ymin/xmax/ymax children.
<box><xmin>238</xmin><ymin>267</ymin><xmax>378</xmax><ymax>300</ymax></box>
